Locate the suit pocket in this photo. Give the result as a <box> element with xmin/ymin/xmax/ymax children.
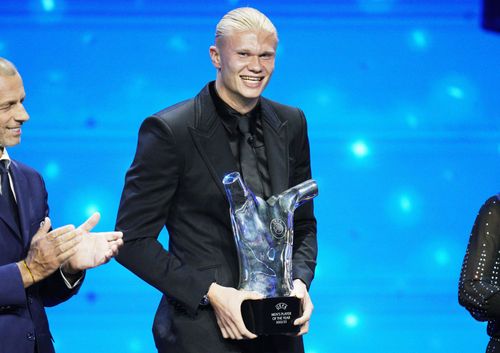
<box><xmin>196</xmin><ymin>264</ymin><xmax>237</xmax><ymax>288</ymax></box>
<box><xmin>206</xmin><ymin>265</ymin><xmax>235</xmax><ymax>288</ymax></box>
<box><xmin>196</xmin><ymin>264</ymin><xmax>221</xmax><ymax>286</ymax></box>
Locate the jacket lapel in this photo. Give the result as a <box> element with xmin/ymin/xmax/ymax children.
<box><xmin>0</xmin><ymin>194</ymin><xmax>21</xmax><ymax>239</ymax></box>
<box><xmin>189</xmin><ymin>85</ymin><xmax>238</xmax><ymax>199</ymax></box>
<box><xmin>10</xmin><ymin>160</ymin><xmax>32</xmax><ymax>246</ymax></box>
<box><xmin>260</xmin><ymin>98</ymin><xmax>289</xmax><ymax>195</ymax></box>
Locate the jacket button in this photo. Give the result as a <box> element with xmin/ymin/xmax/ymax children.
<box><xmin>26</xmin><ymin>332</ymin><xmax>35</xmax><ymax>341</ymax></box>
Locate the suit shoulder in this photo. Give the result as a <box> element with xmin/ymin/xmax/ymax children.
<box><xmin>10</xmin><ymin>160</ymin><xmax>46</xmax><ymax>192</ymax></box>
<box><xmin>11</xmin><ymin>159</ymin><xmax>42</xmax><ymax>179</ymax></box>
<box><xmin>262</xmin><ymin>98</ymin><xmax>304</xmax><ymax>119</ymax></box>
<box><xmin>261</xmin><ymin>97</ymin><xmax>306</xmax><ymax>131</ymax></box>
<box><xmin>151</xmin><ymin>98</ymin><xmax>195</xmax><ymax>127</ymax></box>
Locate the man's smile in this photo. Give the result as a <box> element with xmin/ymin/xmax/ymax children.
<box><xmin>240</xmin><ymin>75</ymin><xmax>263</xmax><ymax>82</ymax></box>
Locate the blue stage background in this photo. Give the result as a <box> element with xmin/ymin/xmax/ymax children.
<box><xmin>2</xmin><ymin>0</ymin><xmax>499</xmax><ymax>352</ymax></box>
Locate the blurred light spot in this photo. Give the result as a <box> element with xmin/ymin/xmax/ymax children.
<box><xmin>128</xmin><ymin>338</ymin><xmax>143</xmax><ymax>353</ymax></box>
<box><xmin>442</xmin><ymin>169</ymin><xmax>454</xmax><ymax>181</ymax></box>
<box><xmin>435</xmin><ymin>249</ymin><xmax>450</xmax><ymax>266</ymax></box>
<box><xmin>388</xmin><ymin>190</ymin><xmax>422</xmax><ymax>226</ymax></box>
<box><xmin>409</xmin><ymin>30</ymin><xmax>429</xmax><ymax>50</ymax></box>
<box><xmin>400</xmin><ymin>195</ymin><xmax>412</xmax><ymax>212</ymax></box>
<box><xmin>168</xmin><ymin>36</ymin><xmax>189</xmax><ymax>52</ymax></box>
<box><xmin>431</xmin><ymin>75</ymin><xmax>476</xmax><ymax>121</ymax></box>
<box><xmin>228</xmin><ymin>0</ymin><xmax>240</xmax><ymax>5</ymax></box>
<box><xmin>85</xmin><ymin>204</ymin><xmax>99</xmax><ymax>217</ymax></box>
<box><xmin>0</xmin><ymin>42</ymin><xmax>5</xmax><ymax>53</ymax></box>
<box><xmin>357</xmin><ymin>0</ymin><xmax>396</xmax><ymax>13</ymax></box>
<box><xmin>348</xmin><ymin>228</ymin><xmax>360</xmax><ymax>240</ymax></box>
<box><xmin>406</xmin><ymin>114</ymin><xmax>418</xmax><ymax>128</ymax></box>
<box><xmin>41</xmin><ymin>0</ymin><xmax>55</xmax><ymax>12</ymax></box>
<box><xmin>352</xmin><ymin>140</ymin><xmax>369</xmax><ymax>158</ymax></box>
<box><xmin>85</xmin><ymin>291</ymin><xmax>97</xmax><ymax>303</ymax></box>
<box><xmin>82</xmin><ymin>32</ymin><xmax>94</xmax><ymax>45</ymax></box>
<box><xmin>47</xmin><ymin>70</ymin><xmax>65</xmax><ymax>83</ymax></box>
<box><xmin>44</xmin><ymin>162</ymin><xmax>60</xmax><ymax>180</ymax></box>
<box><xmin>447</xmin><ymin>85</ymin><xmax>464</xmax><ymax>100</ymax></box>
<box><xmin>127</xmin><ymin>76</ymin><xmax>148</xmax><ymax>96</ymax></box>
<box><xmin>344</xmin><ymin>313</ymin><xmax>359</xmax><ymax>328</ymax></box>
<box><xmin>85</xmin><ymin>116</ymin><xmax>97</xmax><ymax>129</ymax></box>
<box><xmin>316</xmin><ymin>91</ymin><xmax>331</xmax><ymax>106</ymax></box>
<box><xmin>358</xmin><ymin>61</ymin><xmax>370</xmax><ymax>71</ymax></box>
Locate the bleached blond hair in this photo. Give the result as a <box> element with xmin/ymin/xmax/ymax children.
<box><xmin>0</xmin><ymin>58</ymin><xmax>17</xmax><ymax>76</ymax></box>
<box><xmin>215</xmin><ymin>7</ymin><xmax>278</xmax><ymax>42</ymax></box>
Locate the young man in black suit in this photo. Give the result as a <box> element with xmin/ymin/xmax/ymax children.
<box><xmin>116</xmin><ymin>7</ymin><xmax>317</xmax><ymax>353</ymax></box>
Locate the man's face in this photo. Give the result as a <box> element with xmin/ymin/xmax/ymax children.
<box><xmin>0</xmin><ymin>73</ymin><xmax>29</xmax><ymax>149</ymax></box>
<box><xmin>210</xmin><ymin>30</ymin><xmax>277</xmax><ymax>112</ymax></box>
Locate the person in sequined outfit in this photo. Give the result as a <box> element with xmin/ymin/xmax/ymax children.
<box><xmin>459</xmin><ymin>194</ymin><xmax>500</xmax><ymax>352</ymax></box>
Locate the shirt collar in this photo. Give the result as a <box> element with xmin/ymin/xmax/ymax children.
<box><xmin>0</xmin><ymin>148</ymin><xmax>12</xmax><ymax>169</ymax></box>
<box><xmin>208</xmin><ymin>81</ymin><xmax>260</xmax><ymax>136</ymax></box>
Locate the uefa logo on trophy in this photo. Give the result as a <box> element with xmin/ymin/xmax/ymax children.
<box><xmin>222</xmin><ymin>172</ymin><xmax>318</xmax><ymax>335</ymax></box>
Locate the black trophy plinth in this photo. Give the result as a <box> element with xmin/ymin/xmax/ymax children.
<box><xmin>241</xmin><ymin>296</ymin><xmax>302</xmax><ymax>335</ymax></box>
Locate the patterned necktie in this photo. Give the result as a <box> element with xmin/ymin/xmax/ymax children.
<box><xmin>238</xmin><ymin>118</ymin><xmax>264</xmax><ymax>197</ymax></box>
<box><xmin>0</xmin><ymin>160</ymin><xmax>20</xmax><ymax>233</ymax></box>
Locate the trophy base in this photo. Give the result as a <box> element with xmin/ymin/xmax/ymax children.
<box><xmin>241</xmin><ymin>296</ymin><xmax>302</xmax><ymax>335</ymax></box>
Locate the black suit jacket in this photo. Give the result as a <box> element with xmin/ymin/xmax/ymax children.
<box><xmin>116</xmin><ymin>83</ymin><xmax>317</xmax><ymax>353</ymax></box>
<box><xmin>0</xmin><ymin>159</ymin><xmax>82</xmax><ymax>353</ymax></box>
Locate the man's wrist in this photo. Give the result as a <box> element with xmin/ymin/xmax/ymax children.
<box><xmin>16</xmin><ymin>260</ymin><xmax>35</xmax><ymax>288</ymax></box>
<box><xmin>202</xmin><ymin>282</ymin><xmax>217</xmax><ymax>306</ymax></box>
<box><xmin>293</xmin><ymin>278</ymin><xmax>308</xmax><ymax>288</ymax></box>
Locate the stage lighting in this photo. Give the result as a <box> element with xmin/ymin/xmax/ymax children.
<box><xmin>344</xmin><ymin>314</ymin><xmax>359</xmax><ymax>328</ymax></box>
<box><xmin>410</xmin><ymin>30</ymin><xmax>429</xmax><ymax>50</ymax></box>
<box><xmin>482</xmin><ymin>0</ymin><xmax>500</xmax><ymax>33</ymax></box>
<box><xmin>352</xmin><ymin>140</ymin><xmax>369</xmax><ymax>158</ymax></box>
<box><xmin>41</xmin><ymin>0</ymin><xmax>55</xmax><ymax>12</ymax></box>
<box><xmin>400</xmin><ymin>196</ymin><xmax>412</xmax><ymax>212</ymax></box>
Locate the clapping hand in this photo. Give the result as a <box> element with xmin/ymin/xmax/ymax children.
<box><xmin>62</xmin><ymin>212</ymin><xmax>123</xmax><ymax>274</ymax></box>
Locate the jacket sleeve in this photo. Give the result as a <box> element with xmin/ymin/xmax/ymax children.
<box><xmin>1</xmin><ymin>170</ymin><xmax>82</xmax><ymax>310</ymax></box>
<box><xmin>0</xmin><ymin>263</ymin><xmax>79</xmax><ymax>310</ymax></box>
<box><xmin>0</xmin><ymin>263</ymin><xmax>27</xmax><ymax>310</ymax></box>
<box><xmin>459</xmin><ymin>194</ymin><xmax>500</xmax><ymax>321</ymax></box>
<box><xmin>39</xmin><ymin>270</ymin><xmax>85</xmax><ymax>307</ymax></box>
<box><xmin>290</xmin><ymin>109</ymin><xmax>318</xmax><ymax>289</ymax></box>
<box><xmin>35</xmin><ymin>172</ymin><xmax>84</xmax><ymax>307</ymax></box>
<box><xmin>115</xmin><ymin>116</ymin><xmax>215</xmax><ymax>315</ymax></box>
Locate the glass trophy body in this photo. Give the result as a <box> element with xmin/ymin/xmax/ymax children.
<box><xmin>222</xmin><ymin>172</ymin><xmax>318</xmax><ymax>335</ymax></box>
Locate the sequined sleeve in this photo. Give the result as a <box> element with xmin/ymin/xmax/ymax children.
<box><xmin>459</xmin><ymin>194</ymin><xmax>500</xmax><ymax>321</ymax></box>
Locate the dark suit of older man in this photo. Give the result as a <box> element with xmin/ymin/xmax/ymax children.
<box><xmin>0</xmin><ymin>56</ymin><xmax>122</xmax><ymax>353</ymax></box>
<box><xmin>0</xmin><ymin>160</ymin><xmax>82</xmax><ymax>353</ymax></box>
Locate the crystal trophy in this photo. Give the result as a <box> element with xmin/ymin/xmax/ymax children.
<box><xmin>222</xmin><ymin>172</ymin><xmax>318</xmax><ymax>335</ymax></box>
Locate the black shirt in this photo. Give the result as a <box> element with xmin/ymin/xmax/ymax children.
<box><xmin>208</xmin><ymin>82</ymin><xmax>272</xmax><ymax>199</ymax></box>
